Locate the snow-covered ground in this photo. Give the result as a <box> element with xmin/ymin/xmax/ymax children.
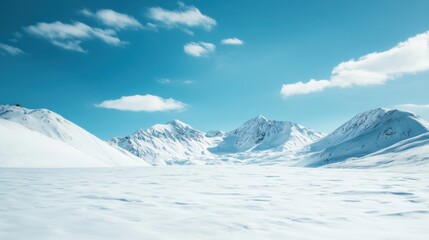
<box><xmin>1</xmin><ymin>166</ymin><xmax>428</xmax><ymax>240</ymax></box>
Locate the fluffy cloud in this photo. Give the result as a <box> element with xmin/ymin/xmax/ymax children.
<box><xmin>0</xmin><ymin>43</ymin><xmax>24</xmax><ymax>56</ymax></box>
<box><xmin>96</xmin><ymin>94</ymin><xmax>186</xmax><ymax>112</ymax></box>
<box><xmin>221</xmin><ymin>38</ymin><xmax>243</xmax><ymax>45</ymax></box>
<box><xmin>80</xmin><ymin>9</ymin><xmax>142</xmax><ymax>30</ymax></box>
<box><xmin>148</xmin><ymin>3</ymin><xmax>216</xmax><ymax>32</ymax></box>
<box><xmin>184</xmin><ymin>42</ymin><xmax>215</xmax><ymax>57</ymax></box>
<box><xmin>281</xmin><ymin>31</ymin><xmax>429</xmax><ymax>97</ymax></box>
<box><xmin>25</xmin><ymin>21</ymin><xmax>124</xmax><ymax>52</ymax></box>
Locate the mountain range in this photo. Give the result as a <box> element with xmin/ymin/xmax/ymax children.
<box><xmin>1</xmin><ymin>104</ymin><xmax>429</xmax><ymax>168</ymax></box>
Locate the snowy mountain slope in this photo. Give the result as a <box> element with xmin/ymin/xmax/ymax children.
<box><xmin>209</xmin><ymin>115</ymin><xmax>325</xmax><ymax>154</ymax></box>
<box><xmin>4</xmin><ymin>104</ymin><xmax>426</xmax><ymax>168</ymax></box>
<box><xmin>327</xmin><ymin>132</ymin><xmax>429</xmax><ymax>169</ymax></box>
<box><xmin>297</xmin><ymin>108</ymin><xmax>429</xmax><ymax>167</ymax></box>
<box><xmin>112</xmin><ymin>116</ymin><xmax>324</xmax><ymax>165</ymax></box>
<box><xmin>110</xmin><ymin>120</ymin><xmax>218</xmax><ymax>165</ymax></box>
<box><xmin>0</xmin><ymin>105</ymin><xmax>147</xmax><ymax>167</ymax></box>
<box><xmin>0</xmin><ymin>119</ymin><xmax>110</xmax><ymax>167</ymax></box>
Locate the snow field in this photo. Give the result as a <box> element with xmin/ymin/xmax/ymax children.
<box><xmin>1</xmin><ymin>166</ymin><xmax>428</xmax><ymax>240</ymax></box>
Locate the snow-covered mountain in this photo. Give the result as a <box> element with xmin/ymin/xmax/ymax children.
<box><xmin>0</xmin><ymin>118</ymin><xmax>121</xmax><ymax>167</ymax></box>
<box><xmin>110</xmin><ymin>120</ymin><xmax>218</xmax><ymax>165</ymax></box>
<box><xmin>296</xmin><ymin>108</ymin><xmax>429</xmax><ymax>167</ymax></box>
<box><xmin>210</xmin><ymin>115</ymin><xmax>325</xmax><ymax>153</ymax></box>
<box><xmin>327</xmin><ymin>132</ymin><xmax>429</xmax><ymax>169</ymax></box>
<box><xmin>0</xmin><ymin>105</ymin><xmax>147</xmax><ymax>167</ymax></box>
<box><xmin>2</xmin><ymin>104</ymin><xmax>428</xmax><ymax>168</ymax></box>
<box><xmin>111</xmin><ymin>116</ymin><xmax>324</xmax><ymax>165</ymax></box>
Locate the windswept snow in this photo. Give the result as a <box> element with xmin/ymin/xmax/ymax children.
<box><xmin>0</xmin><ymin>166</ymin><xmax>428</xmax><ymax>240</ymax></box>
<box><xmin>0</xmin><ymin>105</ymin><xmax>147</xmax><ymax>167</ymax></box>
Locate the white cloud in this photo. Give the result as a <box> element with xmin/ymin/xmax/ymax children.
<box><xmin>182</xmin><ymin>80</ymin><xmax>194</xmax><ymax>84</ymax></box>
<box><xmin>281</xmin><ymin>31</ymin><xmax>429</xmax><ymax>97</ymax></box>
<box><xmin>184</xmin><ymin>42</ymin><xmax>215</xmax><ymax>57</ymax></box>
<box><xmin>9</xmin><ymin>32</ymin><xmax>23</xmax><ymax>43</ymax></box>
<box><xmin>51</xmin><ymin>40</ymin><xmax>84</xmax><ymax>52</ymax></box>
<box><xmin>221</xmin><ymin>38</ymin><xmax>243</xmax><ymax>45</ymax></box>
<box><xmin>96</xmin><ymin>94</ymin><xmax>186</xmax><ymax>112</ymax></box>
<box><xmin>158</xmin><ymin>78</ymin><xmax>172</xmax><ymax>84</ymax></box>
<box><xmin>158</xmin><ymin>78</ymin><xmax>194</xmax><ymax>85</ymax></box>
<box><xmin>0</xmin><ymin>43</ymin><xmax>24</xmax><ymax>56</ymax></box>
<box><xmin>80</xmin><ymin>9</ymin><xmax>142</xmax><ymax>30</ymax></box>
<box><xmin>25</xmin><ymin>21</ymin><xmax>125</xmax><ymax>52</ymax></box>
<box><xmin>148</xmin><ymin>3</ymin><xmax>216</xmax><ymax>31</ymax></box>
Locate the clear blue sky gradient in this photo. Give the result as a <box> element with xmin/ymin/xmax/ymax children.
<box><xmin>1</xmin><ymin>0</ymin><xmax>429</xmax><ymax>139</ymax></box>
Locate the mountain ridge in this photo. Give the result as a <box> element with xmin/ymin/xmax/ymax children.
<box><xmin>296</xmin><ymin>108</ymin><xmax>429</xmax><ymax>167</ymax></box>
<box><xmin>111</xmin><ymin>115</ymin><xmax>325</xmax><ymax>165</ymax></box>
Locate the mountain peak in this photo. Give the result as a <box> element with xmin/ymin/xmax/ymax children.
<box><xmin>242</xmin><ymin>115</ymin><xmax>269</xmax><ymax>126</ymax></box>
<box><xmin>111</xmin><ymin>120</ymin><xmax>212</xmax><ymax>165</ymax></box>
<box><xmin>166</xmin><ymin>119</ymin><xmax>191</xmax><ymax>128</ymax></box>
<box><xmin>357</xmin><ymin>107</ymin><xmax>389</xmax><ymax>117</ymax></box>
<box><xmin>252</xmin><ymin>115</ymin><xmax>268</xmax><ymax>121</ymax></box>
<box><xmin>210</xmin><ymin>114</ymin><xmax>324</xmax><ymax>154</ymax></box>
<box><xmin>305</xmin><ymin>107</ymin><xmax>429</xmax><ymax>166</ymax></box>
<box><xmin>205</xmin><ymin>130</ymin><xmax>224</xmax><ymax>138</ymax></box>
<box><xmin>346</xmin><ymin>108</ymin><xmax>426</xmax><ymax>132</ymax></box>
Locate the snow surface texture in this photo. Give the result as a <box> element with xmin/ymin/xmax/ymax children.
<box><xmin>111</xmin><ymin>115</ymin><xmax>325</xmax><ymax>165</ymax></box>
<box><xmin>1</xmin><ymin>166</ymin><xmax>428</xmax><ymax>240</ymax></box>
<box><xmin>0</xmin><ymin>105</ymin><xmax>147</xmax><ymax>167</ymax></box>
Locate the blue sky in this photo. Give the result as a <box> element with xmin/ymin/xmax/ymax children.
<box><xmin>1</xmin><ymin>0</ymin><xmax>429</xmax><ymax>139</ymax></box>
